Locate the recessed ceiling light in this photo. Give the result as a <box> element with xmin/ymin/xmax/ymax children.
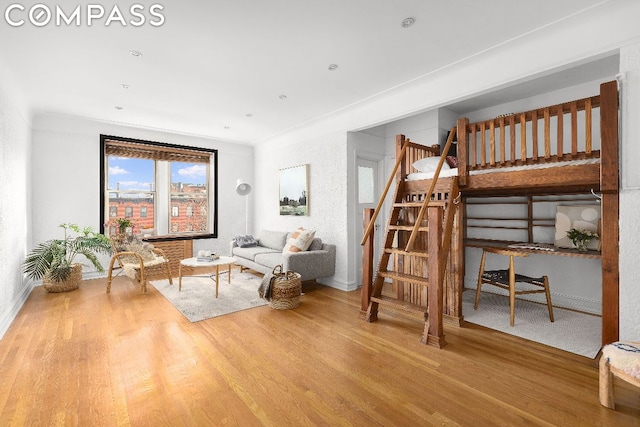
<box><xmin>121</xmin><ymin>84</ymin><xmax>130</xmax><ymax>89</ymax></box>
<box><xmin>328</xmin><ymin>64</ymin><xmax>338</xmax><ymax>71</ymax></box>
<box><xmin>401</xmin><ymin>17</ymin><xmax>415</xmax><ymax>28</ymax></box>
<box><xmin>115</xmin><ymin>106</ymin><xmax>124</xmax><ymax>110</ymax></box>
<box><xmin>129</xmin><ymin>50</ymin><xmax>142</xmax><ymax>57</ymax></box>
<box><xmin>279</xmin><ymin>94</ymin><xmax>287</xmax><ymax>100</ymax></box>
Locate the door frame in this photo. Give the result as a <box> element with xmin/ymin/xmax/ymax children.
<box><xmin>354</xmin><ymin>151</ymin><xmax>386</xmax><ymax>289</ymax></box>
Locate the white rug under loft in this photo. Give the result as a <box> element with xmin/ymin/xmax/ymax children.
<box><xmin>462</xmin><ymin>290</ymin><xmax>602</xmax><ymax>358</ymax></box>
<box><xmin>150</xmin><ymin>270</ymin><xmax>267</xmax><ymax>322</ymax></box>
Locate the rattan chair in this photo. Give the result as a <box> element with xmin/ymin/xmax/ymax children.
<box><xmin>106</xmin><ymin>234</ymin><xmax>173</xmax><ymax>294</ymax></box>
<box><xmin>474</xmin><ymin>247</ymin><xmax>554</xmax><ymax>327</ymax></box>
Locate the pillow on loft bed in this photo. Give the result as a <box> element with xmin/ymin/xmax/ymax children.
<box><xmin>412</xmin><ymin>157</ymin><xmax>450</xmax><ymax>173</ymax></box>
<box><xmin>406</xmin><ymin>168</ymin><xmax>459</xmax><ymax>181</ymax></box>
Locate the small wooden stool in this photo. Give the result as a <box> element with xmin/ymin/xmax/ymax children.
<box><xmin>599</xmin><ymin>341</ymin><xmax>640</xmax><ymax>409</ymax></box>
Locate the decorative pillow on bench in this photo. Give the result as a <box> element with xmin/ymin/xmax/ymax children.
<box><xmin>283</xmin><ymin>227</ymin><xmax>316</xmax><ymax>253</ymax></box>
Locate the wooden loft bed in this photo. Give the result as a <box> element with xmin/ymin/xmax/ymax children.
<box><xmin>383</xmin><ymin>80</ymin><xmax>619</xmax><ymax>344</ymax></box>
<box><xmin>454</xmin><ymin>81</ymin><xmax>618</xmax><ymax>196</ymax></box>
<box><xmin>395</xmin><ymin>83</ymin><xmax>617</xmax><ymax>194</ymax></box>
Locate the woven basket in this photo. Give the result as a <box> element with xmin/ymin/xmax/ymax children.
<box><xmin>270</xmin><ymin>265</ymin><xmax>301</xmax><ymax>310</ymax></box>
<box><xmin>42</xmin><ymin>264</ymin><xmax>82</xmax><ymax>293</ymax></box>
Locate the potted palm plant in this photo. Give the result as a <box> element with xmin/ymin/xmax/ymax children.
<box><xmin>23</xmin><ymin>223</ymin><xmax>112</xmax><ymax>292</ymax></box>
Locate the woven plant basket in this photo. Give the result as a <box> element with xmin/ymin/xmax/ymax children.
<box><xmin>270</xmin><ymin>265</ymin><xmax>301</xmax><ymax>310</ymax></box>
<box><xmin>43</xmin><ymin>264</ymin><xmax>82</xmax><ymax>293</ymax></box>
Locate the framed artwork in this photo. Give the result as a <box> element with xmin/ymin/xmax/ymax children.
<box><xmin>279</xmin><ymin>164</ymin><xmax>308</xmax><ymax>216</ymax></box>
<box><xmin>554</xmin><ymin>205</ymin><xmax>601</xmax><ymax>250</ymax></box>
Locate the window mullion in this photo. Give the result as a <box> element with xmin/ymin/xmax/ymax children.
<box><xmin>156</xmin><ymin>161</ymin><xmax>170</xmax><ymax>236</ymax></box>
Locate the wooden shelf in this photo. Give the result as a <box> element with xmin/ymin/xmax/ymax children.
<box><xmin>465</xmin><ymin>239</ymin><xmax>602</xmax><ymax>259</ymax></box>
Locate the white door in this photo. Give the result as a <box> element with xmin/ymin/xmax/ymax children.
<box><xmin>356</xmin><ymin>157</ymin><xmax>383</xmax><ymax>288</ymax></box>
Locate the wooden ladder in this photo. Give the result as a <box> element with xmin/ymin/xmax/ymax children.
<box><xmin>360</xmin><ymin>131</ymin><xmax>459</xmax><ymax>348</ymax></box>
<box><xmin>365</xmin><ymin>177</ymin><xmax>458</xmax><ymax>347</ymax></box>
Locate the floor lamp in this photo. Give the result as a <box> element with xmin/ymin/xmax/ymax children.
<box><xmin>235</xmin><ymin>179</ymin><xmax>252</xmax><ymax>235</ymax></box>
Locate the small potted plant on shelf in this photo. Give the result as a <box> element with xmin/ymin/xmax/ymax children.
<box><xmin>566</xmin><ymin>228</ymin><xmax>599</xmax><ymax>252</ymax></box>
<box><xmin>113</xmin><ymin>217</ymin><xmax>134</xmax><ymax>235</ymax></box>
<box><xmin>23</xmin><ymin>223</ymin><xmax>112</xmax><ymax>292</ymax></box>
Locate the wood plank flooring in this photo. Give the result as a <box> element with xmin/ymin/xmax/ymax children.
<box><xmin>0</xmin><ymin>273</ymin><xmax>638</xmax><ymax>426</ymax></box>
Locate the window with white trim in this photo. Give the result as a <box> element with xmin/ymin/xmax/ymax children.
<box><xmin>100</xmin><ymin>135</ymin><xmax>218</xmax><ymax>239</ymax></box>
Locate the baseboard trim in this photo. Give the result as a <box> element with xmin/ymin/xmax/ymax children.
<box><xmin>317</xmin><ymin>277</ymin><xmax>357</xmax><ymax>292</ymax></box>
<box><xmin>0</xmin><ymin>281</ymin><xmax>35</xmax><ymax>340</ymax></box>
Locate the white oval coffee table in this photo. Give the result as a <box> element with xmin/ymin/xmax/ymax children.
<box><xmin>178</xmin><ymin>256</ymin><xmax>236</xmax><ymax>297</ymax></box>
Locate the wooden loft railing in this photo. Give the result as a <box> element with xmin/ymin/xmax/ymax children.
<box><xmin>404</xmin><ymin>129</ymin><xmax>456</xmax><ymax>251</ymax></box>
<box><xmin>456</xmin><ymin>94</ymin><xmax>602</xmax><ymax>186</ymax></box>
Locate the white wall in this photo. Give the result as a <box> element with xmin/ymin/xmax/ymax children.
<box><xmin>619</xmin><ymin>42</ymin><xmax>640</xmax><ymax>340</ymax></box>
<box><xmin>30</xmin><ymin>114</ymin><xmax>254</xmax><ymax>269</ymax></box>
<box><xmin>0</xmin><ymin>78</ymin><xmax>32</xmax><ymax>338</ymax></box>
<box><xmin>254</xmin><ymin>131</ymin><xmax>349</xmax><ymax>290</ymax></box>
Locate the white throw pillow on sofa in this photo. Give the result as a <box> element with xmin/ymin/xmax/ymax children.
<box><xmin>283</xmin><ymin>227</ymin><xmax>316</xmax><ymax>253</ymax></box>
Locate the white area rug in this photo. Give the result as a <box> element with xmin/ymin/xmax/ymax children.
<box><xmin>462</xmin><ymin>291</ymin><xmax>602</xmax><ymax>358</ymax></box>
<box><xmin>151</xmin><ymin>271</ymin><xmax>267</xmax><ymax>322</ymax></box>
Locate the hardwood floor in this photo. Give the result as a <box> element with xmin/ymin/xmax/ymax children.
<box><xmin>0</xmin><ymin>273</ymin><xmax>638</xmax><ymax>426</ymax></box>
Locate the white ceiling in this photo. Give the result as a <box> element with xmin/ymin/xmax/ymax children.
<box><xmin>445</xmin><ymin>53</ymin><xmax>620</xmax><ymax>115</ymax></box>
<box><xmin>0</xmin><ymin>0</ymin><xmax>616</xmax><ymax>144</ymax></box>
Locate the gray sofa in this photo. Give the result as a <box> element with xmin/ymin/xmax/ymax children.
<box><xmin>230</xmin><ymin>230</ymin><xmax>336</xmax><ymax>282</ymax></box>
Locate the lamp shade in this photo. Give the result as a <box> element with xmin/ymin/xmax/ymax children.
<box><xmin>236</xmin><ymin>179</ymin><xmax>252</xmax><ymax>196</ymax></box>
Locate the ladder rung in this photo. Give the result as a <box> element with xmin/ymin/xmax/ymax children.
<box><xmin>371</xmin><ymin>295</ymin><xmax>426</xmax><ymax>316</ymax></box>
<box><xmin>379</xmin><ymin>271</ymin><xmax>429</xmax><ymax>286</ymax></box>
<box><xmin>384</xmin><ymin>248</ymin><xmax>429</xmax><ymax>258</ymax></box>
<box><xmin>393</xmin><ymin>201</ymin><xmax>448</xmax><ymax>208</ymax></box>
<box><xmin>388</xmin><ymin>225</ymin><xmax>428</xmax><ymax>232</ymax></box>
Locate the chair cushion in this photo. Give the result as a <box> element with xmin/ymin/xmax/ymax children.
<box><xmin>122</xmin><ymin>255</ymin><xmax>167</xmax><ymax>279</ymax></box>
<box><xmin>116</xmin><ymin>236</ymin><xmax>156</xmax><ymax>264</ymax></box>
<box><xmin>602</xmin><ymin>341</ymin><xmax>640</xmax><ymax>379</ymax></box>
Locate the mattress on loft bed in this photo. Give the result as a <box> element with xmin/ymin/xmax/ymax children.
<box><xmin>406</xmin><ymin>158</ymin><xmax>600</xmax><ymax>181</ymax></box>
